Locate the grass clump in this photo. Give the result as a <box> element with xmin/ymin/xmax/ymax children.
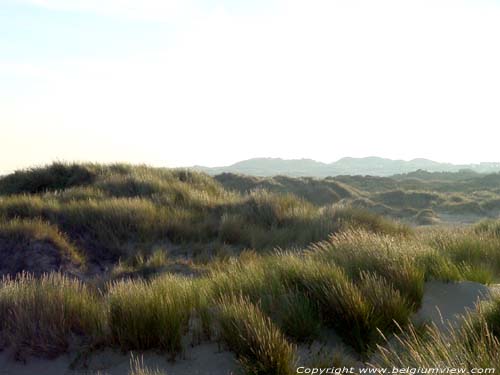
<box><xmin>479</xmin><ymin>292</ymin><xmax>500</xmax><ymax>339</ymax></box>
<box><xmin>276</xmin><ymin>291</ymin><xmax>320</xmax><ymax>343</ymax></box>
<box><xmin>111</xmin><ymin>249</ymin><xmax>170</xmax><ymax>280</ymax></box>
<box><xmin>310</xmin><ymin>230</ymin><xmax>425</xmax><ymax>307</ymax></box>
<box><xmin>325</xmin><ymin>206</ymin><xmax>412</xmax><ymax>237</ymax></box>
<box><xmin>209</xmin><ymin>255</ymin><xmax>284</xmax><ymax>309</ymax></box>
<box><xmin>273</xmin><ymin>255</ymin><xmax>374</xmax><ymax>352</ymax></box>
<box><xmin>475</xmin><ymin>219</ymin><xmax>500</xmax><ymax>238</ymax></box>
<box><xmin>357</xmin><ymin>271</ymin><xmax>413</xmax><ymax>334</ymax></box>
<box><xmin>0</xmin><ymin>162</ymin><xmax>98</xmax><ymax>195</ymax></box>
<box><xmin>0</xmin><ymin>273</ymin><xmax>104</xmax><ymax>358</ymax></box>
<box><xmin>217</xmin><ymin>295</ymin><xmax>296</xmax><ymax>375</ymax></box>
<box><xmin>374</xmin><ymin>316</ymin><xmax>500</xmax><ymax>370</ymax></box>
<box><xmin>107</xmin><ymin>275</ymin><xmax>195</xmax><ymax>359</ymax></box>
<box><xmin>129</xmin><ymin>355</ymin><xmax>167</xmax><ymax>375</ymax></box>
<box><xmin>424</xmin><ymin>228</ymin><xmax>499</xmax><ymax>281</ymax></box>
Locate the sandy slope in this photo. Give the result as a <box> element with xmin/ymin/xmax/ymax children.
<box><xmin>413</xmin><ymin>280</ymin><xmax>491</xmax><ymax>330</ymax></box>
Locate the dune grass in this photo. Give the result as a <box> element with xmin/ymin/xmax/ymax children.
<box><xmin>275</xmin><ymin>291</ymin><xmax>320</xmax><ymax>343</ymax></box>
<box><xmin>129</xmin><ymin>355</ymin><xmax>167</xmax><ymax>375</ymax></box>
<box><xmin>475</xmin><ymin>219</ymin><xmax>500</xmax><ymax>238</ymax></box>
<box><xmin>0</xmin><ymin>273</ymin><xmax>104</xmax><ymax>358</ymax></box>
<box><xmin>310</xmin><ymin>230</ymin><xmax>425</xmax><ymax>307</ymax></box>
<box><xmin>2</xmin><ymin>163</ymin><xmax>500</xmax><ymax>369</ymax></box>
<box><xmin>374</xmin><ymin>316</ymin><xmax>500</xmax><ymax>370</ymax></box>
<box><xmin>108</xmin><ymin>275</ymin><xmax>196</xmax><ymax>359</ymax></box>
<box><xmin>0</xmin><ymin>162</ymin><xmax>99</xmax><ymax>195</ymax></box>
<box><xmin>422</xmin><ymin>227</ymin><xmax>500</xmax><ymax>283</ymax></box>
<box><xmin>216</xmin><ymin>295</ymin><xmax>296</xmax><ymax>375</ymax></box>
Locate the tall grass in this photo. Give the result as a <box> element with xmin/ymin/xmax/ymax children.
<box><xmin>107</xmin><ymin>275</ymin><xmax>196</xmax><ymax>359</ymax></box>
<box><xmin>217</xmin><ymin>295</ymin><xmax>296</xmax><ymax>375</ymax></box>
<box><xmin>0</xmin><ymin>273</ymin><xmax>104</xmax><ymax>358</ymax></box>
<box><xmin>423</xmin><ymin>228</ymin><xmax>500</xmax><ymax>282</ymax></box>
<box><xmin>357</xmin><ymin>271</ymin><xmax>413</xmax><ymax>334</ymax></box>
<box><xmin>478</xmin><ymin>292</ymin><xmax>500</xmax><ymax>339</ymax></box>
<box><xmin>475</xmin><ymin>219</ymin><xmax>500</xmax><ymax>238</ymax></box>
<box><xmin>276</xmin><ymin>291</ymin><xmax>320</xmax><ymax>343</ymax></box>
<box><xmin>310</xmin><ymin>230</ymin><xmax>425</xmax><ymax>307</ymax></box>
<box><xmin>209</xmin><ymin>256</ymin><xmax>284</xmax><ymax>310</ymax></box>
<box><xmin>374</xmin><ymin>316</ymin><xmax>500</xmax><ymax>370</ymax></box>
<box><xmin>272</xmin><ymin>255</ymin><xmax>373</xmax><ymax>352</ymax></box>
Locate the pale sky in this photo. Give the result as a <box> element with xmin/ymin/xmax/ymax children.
<box><xmin>1</xmin><ymin>0</ymin><xmax>500</xmax><ymax>173</ymax></box>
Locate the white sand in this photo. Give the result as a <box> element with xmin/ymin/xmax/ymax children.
<box><xmin>413</xmin><ymin>280</ymin><xmax>491</xmax><ymax>330</ymax></box>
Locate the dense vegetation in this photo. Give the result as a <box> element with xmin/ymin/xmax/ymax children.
<box><xmin>1</xmin><ymin>163</ymin><xmax>500</xmax><ymax>374</ymax></box>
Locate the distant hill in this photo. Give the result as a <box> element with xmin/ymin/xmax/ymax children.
<box><xmin>192</xmin><ymin>157</ymin><xmax>500</xmax><ymax>177</ymax></box>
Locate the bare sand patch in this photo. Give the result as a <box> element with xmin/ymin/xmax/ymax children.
<box><xmin>0</xmin><ymin>342</ymin><xmax>238</xmax><ymax>375</ymax></box>
<box><xmin>413</xmin><ymin>280</ymin><xmax>491</xmax><ymax>330</ymax></box>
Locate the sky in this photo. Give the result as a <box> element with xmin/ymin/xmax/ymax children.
<box><xmin>1</xmin><ymin>0</ymin><xmax>500</xmax><ymax>173</ymax></box>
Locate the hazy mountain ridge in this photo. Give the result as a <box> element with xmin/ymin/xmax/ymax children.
<box><xmin>193</xmin><ymin>157</ymin><xmax>500</xmax><ymax>177</ymax></box>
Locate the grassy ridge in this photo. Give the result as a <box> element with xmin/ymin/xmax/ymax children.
<box><xmin>0</xmin><ymin>163</ymin><xmax>409</xmax><ymax>270</ymax></box>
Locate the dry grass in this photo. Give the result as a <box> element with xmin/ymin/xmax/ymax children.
<box><xmin>129</xmin><ymin>355</ymin><xmax>167</xmax><ymax>375</ymax></box>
